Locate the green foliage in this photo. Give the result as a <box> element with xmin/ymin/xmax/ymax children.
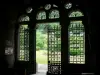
<box><xmin>36</xmin><ymin>30</ymin><xmax>47</xmax><ymax>50</ymax></box>
<box><xmin>69</xmin><ymin>35</ymin><xmax>84</xmax><ymax>56</ymax></box>
<box><xmin>69</xmin><ymin>49</ymin><xmax>83</xmax><ymax>56</ymax></box>
<box><xmin>20</xmin><ymin>25</ymin><xmax>29</xmax><ymax>48</ymax></box>
<box><xmin>68</xmin><ymin>21</ymin><xmax>84</xmax><ymax>56</ymax></box>
<box><xmin>36</xmin><ymin>23</ymin><xmax>61</xmax><ymax>51</ymax></box>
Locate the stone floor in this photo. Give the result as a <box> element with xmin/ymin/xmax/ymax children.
<box><xmin>32</xmin><ymin>72</ymin><xmax>46</xmax><ymax>75</ymax></box>
<box><xmin>32</xmin><ymin>64</ymin><xmax>47</xmax><ymax>75</ymax></box>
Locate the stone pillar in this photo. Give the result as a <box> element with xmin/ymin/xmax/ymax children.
<box><xmin>4</xmin><ymin>20</ymin><xmax>15</xmax><ymax>68</ymax></box>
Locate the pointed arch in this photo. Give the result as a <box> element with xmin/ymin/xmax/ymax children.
<box><xmin>18</xmin><ymin>25</ymin><xmax>29</xmax><ymax>61</ymax></box>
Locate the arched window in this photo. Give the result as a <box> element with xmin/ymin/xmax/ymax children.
<box><xmin>36</xmin><ymin>11</ymin><xmax>46</xmax><ymax>20</ymax></box>
<box><xmin>68</xmin><ymin>10</ymin><xmax>85</xmax><ymax>64</ymax></box>
<box><xmin>18</xmin><ymin>14</ymin><xmax>29</xmax><ymax>61</ymax></box>
<box><xmin>49</xmin><ymin>10</ymin><xmax>59</xmax><ymax>19</ymax></box>
<box><xmin>36</xmin><ymin>4</ymin><xmax>61</xmax><ymax>74</ymax></box>
<box><xmin>18</xmin><ymin>15</ymin><xmax>30</xmax><ymax>22</ymax></box>
<box><xmin>69</xmin><ymin>10</ymin><xmax>84</xmax><ymax>17</ymax></box>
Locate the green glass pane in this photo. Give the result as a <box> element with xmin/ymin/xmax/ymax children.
<box><xmin>36</xmin><ymin>11</ymin><xmax>46</xmax><ymax>20</ymax></box>
<box><xmin>49</xmin><ymin>10</ymin><xmax>59</xmax><ymax>19</ymax></box>
<box><xmin>45</xmin><ymin>4</ymin><xmax>51</xmax><ymax>10</ymax></box>
<box><xmin>19</xmin><ymin>15</ymin><xmax>30</xmax><ymax>22</ymax></box>
<box><xmin>68</xmin><ymin>21</ymin><xmax>85</xmax><ymax>64</ymax></box>
<box><xmin>69</xmin><ymin>11</ymin><xmax>84</xmax><ymax>17</ymax></box>
<box><xmin>26</xmin><ymin>7</ymin><xmax>33</xmax><ymax>13</ymax></box>
<box><xmin>65</xmin><ymin>2</ymin><xmax>72</xmax><ymax>9</ymax></box>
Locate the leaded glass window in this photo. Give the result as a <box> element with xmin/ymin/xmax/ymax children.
<box><xmin>26</xmin><ymin>7</ymin><xmax>33</xmax><ymax>13</ymax></box>
<box><xmin>65</xmin><ymin>2</ymin><xmax>72</xmax><ymax>9</ymax></box>
<box><xmin>69</xmin><ymin>11</ymin><xmax>84</xmax><ymax>17</ymax></box>
<box><xmin>68</xmin><ymin>11</ymin><xmax>85</xmax><ymax>64</ymax></box>
<box><xmin>36</xmin><ymin>11</ymin><xmax>46</xmax><ymax>20</ymax></box>
<box><xmin>18</xmin><ymin>15</ymin><xmax>30</xmax><ymax>22</ymax></box>
<box><xmin>49</xmin><ymin>10</ymin><xmax>59</xmax><ymax>19</ymax></box>
<box><xmin>53</xmin><ymin>4</ymin><xmax>58</xmax><ymax>7</ymax></box>
<box><xmin>45</xmin><ymin>4</ymin><xmax>51</xmax><ymax>10</ymax></box>
<box><xmin>18</xmin><ymin>25</ymin><xmax>29</xmax><ymax>61</ymax></box>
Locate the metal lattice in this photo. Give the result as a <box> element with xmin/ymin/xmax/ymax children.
<box><xmin>68</xmin><ymin>21</ymin><xmax>85</xmax><ymax>64</ymax></box>
<box><xmin>19</xmin><ymin>25</ymin><xmax>29</xmax><ymax>61</ymax></box>
<box><xmin>48</xmin><ymin>25</ymin><xmax>61</xmax><ymax>74</ymax></box>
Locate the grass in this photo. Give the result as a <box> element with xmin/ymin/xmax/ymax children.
<box><xmin>36</xmin><ymin>50</ymin><xmax>85</xmax><ymax>64</ymax></box>
<box><xmin>36</xmin><ymin>50</ymin><xmax>48</xmax><ymax>64</ymax></box>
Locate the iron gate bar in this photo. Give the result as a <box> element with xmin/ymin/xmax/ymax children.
<box><xmin>24</xmin><ymin>29</ymin><xmax>29</xmax><ymax>61</ymax></box>
<box><xmin>19</xmin><ymin>25</ymin><xmax>29</xmax><ymax>61</ymax></box>
<box><xmin>48</xmin><ymin>24</ymin><xmax>61</xmax><ymax>74</ymax></box>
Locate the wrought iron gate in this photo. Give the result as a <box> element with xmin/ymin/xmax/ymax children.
<box><xmin>48</xmin><ymin>25</ymin><xmax>61</xmax><ymax>74</ymax></box>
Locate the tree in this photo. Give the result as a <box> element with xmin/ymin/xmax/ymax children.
<box><xmin>36</xmin><ymin>30</ymin><xmax>47</xmax><ymax>50</ymax></box>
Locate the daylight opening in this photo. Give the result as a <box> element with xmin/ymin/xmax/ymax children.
<box><xmin>36</xmin><ymin>22</ymin><xmax>61</xmax><ymax>74</ymax></box>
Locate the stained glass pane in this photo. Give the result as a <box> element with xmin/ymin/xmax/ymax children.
<box><xmin>19</xmin><ymin>25</ymin><xmax>29</xmax><ymax>61</ymax></box>
<box><xmin>19</xmin><ymin>15</ymin><xmax>30</xmax><ymax>22</ymax></box>
<box><xmin>45</xmin><ymin>4</ymin><xmax>51</xmax><ymax>10</ymax></box>
<box><xmin>53</xmin><ymin>4</ymin><xmax>58</xmax><ymax>7</ymax></box>
<box><xmin>65</xmin><ymin>3</ymin><xmax>72</xmax><ymax>9</ymax></box>
<box><xmin>26</xmin><ymin>7</ymin><xmax>33</xmax><ymax>13</ymax></box>
<box><xmin>69</xmin><ymin>11</ymin><xmax>84</xmax><ymax>17</ymax></box>
<box><xmin>49</xmin><ymin>10</ymin><xmax>59</xmax><ymax>19</ymax></box>
<box><xmin>36</xmin><ymin>11</ymin><xmax>46</xmax><ymax>20</ymax></box>
<box><xmin>68</xmin><ymin>21</ymin><xmax>85</xmax><ymax>64</ymax></box>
